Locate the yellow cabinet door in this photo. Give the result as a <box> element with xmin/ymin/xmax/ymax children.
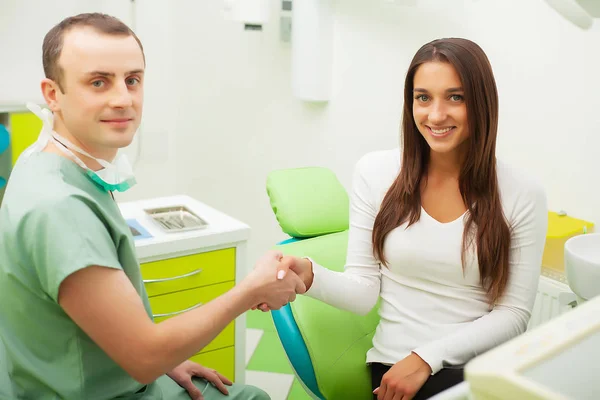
<box><xmin>190</xmin><ymin>346</ymin><xmax>235</xmax><ymax>381</ymax></box>
<box><xmin>141</xmin><ymin>248</ymin><xmax>235</xmax><ymax>297</ymax></box>
<box><xmin>149</xmin><ymin>281</ymin><xmax>235</xmax><ymax>353</ymax></box>
<box><xmin>9</xmin><ymin>113</ymin><xmax>42</xmax><ymax>165</ymax></box>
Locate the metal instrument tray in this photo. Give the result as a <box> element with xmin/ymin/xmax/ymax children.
<box><xmin>144</xmin><ymin>205</ymin><xmax>209</xmax><ymax>233</ymax></box>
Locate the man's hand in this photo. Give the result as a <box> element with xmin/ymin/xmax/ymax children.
<box><xmin>254</xmin><ymin>255</ymin><xmax>314</xmax><ymax>312</ymax></box>
<box><xmin>168</xmin><ymin>360</ymin><xmax>232</xmax><ymax>400</ymax></box>
<box><xmin>373</xmin><ymin>353</ymin><xmax>432</xmax><ymax>400</ymax></box>
<box><xmin>242</xmin><ymin>250</ymin><xmax>306</xmax><ymax>311</ymax></box>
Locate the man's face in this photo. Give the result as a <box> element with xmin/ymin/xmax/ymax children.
<box><xmin>52</xmin><ymin>26</ymin><xmax>144</xmax><ymax>160</ymax></box>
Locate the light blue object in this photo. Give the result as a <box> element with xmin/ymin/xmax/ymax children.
<box><xmin>277</xmin><ymin>237</ymin><xmax>303</xmax><ymax>245</ymax></box>
<box><xmin>126</xmin><ymin>219</ymin><xmax>153</xmax><ymax>240</ymax></box>
<box><xmin>0</xmin><ymin>125</ymin><xmax>9</xmax><ymax>155</ymax></box>
<box><xmin>0</xmin><ymin>124</ymin><xmax>10</xmax><ymax>202</ymax></box>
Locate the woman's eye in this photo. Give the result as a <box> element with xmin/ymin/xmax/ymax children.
<box><xmin>92</xmin><ymin>80</ymin><xmax>104</xmax><ymax>88</ymax></box>
<box><xmin>416</xmin><ymin>95</ymin><xmax>429</xmax><ymax>102</ymax></box>
<box><xmin>450</xmin><ymin>94</ymin><xmax>464</xmax><ymax>101</ymax></box>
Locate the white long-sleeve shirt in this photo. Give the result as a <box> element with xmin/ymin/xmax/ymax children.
<box><xmin>306</xmin><ymin>148</ymin><xmax>548</xmax><ymax>374</ymax></box>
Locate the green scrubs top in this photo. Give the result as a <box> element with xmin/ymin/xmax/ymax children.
<box><xmin>0</xmin><ymin>152</ymin><xmax>268</xmax><ymax>400</ymax></box>
<box><xmin>0</xmin><ymin>152</ymin><xmax>153</xmax><ymax>399</ymax></box>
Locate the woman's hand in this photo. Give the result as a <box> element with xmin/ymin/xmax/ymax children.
<box><xmin>374</xmin><ymin>353</ymin><xmax>432</xmax><ymax>400</ymax></box>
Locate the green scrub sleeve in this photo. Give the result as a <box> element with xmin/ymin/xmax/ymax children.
<box><xmin>25</xmin><ymin>195</ymin><xmax>123</xmax><ymax>302</ymax></box>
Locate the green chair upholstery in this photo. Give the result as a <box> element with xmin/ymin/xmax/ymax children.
<box><xmin>267</xmin><ymin>167</ymin><xmax>380</xmax><ymax>399</ymax></box>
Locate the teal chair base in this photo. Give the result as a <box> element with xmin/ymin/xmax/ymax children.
<box><xmin>272</xmin><ymin>304</ymin><xmax>325</xmax><ymax>399</ymax></box>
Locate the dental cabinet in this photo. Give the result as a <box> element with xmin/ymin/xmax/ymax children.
<box><xmin>0</xmin><ymin>104</ymin><xmax>42</xmax><ymax>205</ymax></box>
<box><xmin>118</xmin><ymin>195</ymin><xmax>251</xmax><ymax>383</ymax></box>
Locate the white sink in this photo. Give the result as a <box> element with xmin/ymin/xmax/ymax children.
<box><xmin>565</xmin><ymin>233</ymin><xmax>600</xmax><ymax>303</ymax></box>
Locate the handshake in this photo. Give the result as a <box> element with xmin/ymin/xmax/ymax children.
<box><xmin>241</xmin><ymin>250</ymin><xmax>314</xmax><ymax>313</ymax></box>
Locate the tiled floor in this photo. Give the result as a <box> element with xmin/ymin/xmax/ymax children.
<box><xmin>244</xmin><ymin>310</ymin><xmax>313</xmax><ymax>400</ymax></box>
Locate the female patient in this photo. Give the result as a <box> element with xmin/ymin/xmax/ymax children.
<box><xmin>271</xmin><ymin>38</ymin><xmax>548</xmax><ymax>399</ymax></box>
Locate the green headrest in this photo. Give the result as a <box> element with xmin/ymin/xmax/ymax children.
<box><xmin>266</xmin><ymin>167</ymin><xmax>349</xmax><ymax>238</ymax></box>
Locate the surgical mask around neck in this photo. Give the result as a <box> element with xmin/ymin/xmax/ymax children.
<box><xmin>24</xmin><ymin>102</ymin><xmax>137</xmax><ymax>192</ymax></box>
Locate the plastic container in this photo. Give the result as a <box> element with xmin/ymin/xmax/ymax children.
<box><xmin>542</xmin><ymin>211</ymin><xmax>594</xmax><ymax>273</ymax></box>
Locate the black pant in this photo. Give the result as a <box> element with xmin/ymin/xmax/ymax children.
<box><xmin>370</xmin><ymin>363</ymin><xmax>464</xmax><ymax>400</ymax></box>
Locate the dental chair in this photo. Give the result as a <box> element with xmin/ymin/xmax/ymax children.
<box><xmin>266</xmin><ymin>167</ymin><xmax>380</xmax><ymax>400</ymax></box>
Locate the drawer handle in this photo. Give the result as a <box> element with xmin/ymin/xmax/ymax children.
<box><xmin>153</xmin><ymin>302</ymin><xmax>203</xmax><ymax>318</ymax></box>
<box><xmin>143</xmin><ymin>268</ymin><xmax>203</xmax><ymax>283</ymax></box>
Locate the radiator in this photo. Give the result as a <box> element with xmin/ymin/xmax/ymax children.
<box><xmin>528</xmin><ymin>272</ymin><xmax>577</xmax><ymax>330</ymax></box>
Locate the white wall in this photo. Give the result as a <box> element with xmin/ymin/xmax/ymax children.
<box><xmin>165</xmin><ymin>0</ymin><xmax>471</xmax><ymax>264</ymax></box>
<box><xmin>0</xmin><ymin>0</ymin><xmax>133</xmax><ymax>106</ymax></box>
<box><xmin>161</xmin><ymin>0</ymin><xmax>600</xmax><ymax>264</ymax></box>
<box><xmin>463</xmin><ymin>0</ymin><xmax>600</xmax><ymax>227</ymax></box>
<box><xmin>115</xmin><ymin>0</ymin><xmax>180</xmax><ymax>202</ymax></box>
<box><xmin>154</xmin><ymin>0</ymin><xmax>463</xmax><ymax>259</ymax></box>
<box><xmin>3</xmin><ymin>0</ymin><xmax>599</xmax><ymax>265</ymax></box>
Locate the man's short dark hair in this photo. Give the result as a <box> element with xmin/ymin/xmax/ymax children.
<box><xmin>43</xmin><ymin>13</ymin><xmax>145</xmax><ymax>92</ymax></box>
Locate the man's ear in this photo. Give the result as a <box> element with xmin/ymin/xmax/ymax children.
<box><xmin>41</xmin><ymin>78</ymin><xmax>62</xmax><ymax>112</ymax></box>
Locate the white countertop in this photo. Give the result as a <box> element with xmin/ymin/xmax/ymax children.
<box><xmin>118</xmin><ymin>195</ymin><xmax>251</xmax><ymax>261</ymax></box>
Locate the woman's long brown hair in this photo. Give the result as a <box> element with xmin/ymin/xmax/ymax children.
<box><xmin>372</xmin><ymin>38</ymin><xmax>511</xmax><ymax>304</ymax></box>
